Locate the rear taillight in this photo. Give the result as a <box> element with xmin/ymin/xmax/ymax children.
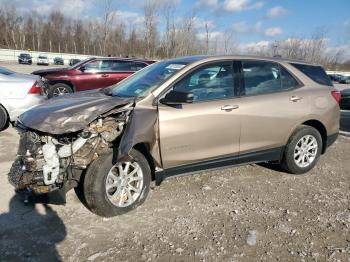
<box><xmin>331</xmin><ymin>90</ymin><xmax>341</xmax><ymax>103</ymax></box>
<box><xmin>28</xmin><ymin>81</ymin><xmax>42</xmax><ymax>95</ymax></box>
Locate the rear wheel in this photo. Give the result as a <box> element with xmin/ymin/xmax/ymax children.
<box><xmin>0</xmin><ymin>106</ymin><xmax>9</xmax><ymax>131</ymax></box>
<box><xmin>281</xmin><ymin>125</ymin><xmax>322</xmax><ymax>174</ymax></box>
<box><xmin>48</xmin><ymin>83</ymin><xmax>73</xmax><ymax>98</ymax></box>
<box><xmin>82</xmin><ymin>149</ymin><xmax>151</xmax><ymax>217</ymax></box>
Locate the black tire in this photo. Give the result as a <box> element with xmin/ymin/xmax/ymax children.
<box><xmin>0</xmin><ymin>106</ymin><xmax>9</xmax><ymax>131</ymax></box>
<box><xmin>82</xmin><ymin>149</ymin><xmax>151</xmax><ymax>217</ymax></box>
<box><xmin>47</xmin><ymin>83</ymin><xmax>73</xmax><ymax>98</ymax></box>
<box><xmin>281</xmin><ymin>125</ymin><xmax>322</xmax><ymax>174</ymax></box>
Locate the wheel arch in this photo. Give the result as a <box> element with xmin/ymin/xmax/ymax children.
<box><xmin>48</xmin><ymin>80</ymin><xmax>76</xmax><ymax>92</ymax></box>
<box><xmin>301</xmin><ymin>120</ymin><xmax>327</xmax><ymax>154</ymax></box>
<box><xmin>133</xmin><ymin>143</ymin><xmax>156</xmax><ymax>181</ymax></box>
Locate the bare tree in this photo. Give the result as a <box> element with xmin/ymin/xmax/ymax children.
<box><xmin>0</xmin><ymin>2</ymin><xmax>345</xmax><ymax>68</ymax></box>
<box><xmin>143</xmin><ymin>0</ymin><xmax>159</xmax><ymax>58</ymax></box>
<box><xmin>204</xmin><ymin>21</ymin><xmax>210</xmax><ymax>54</ymax></box>
<box><xmin>101</xmin><ymin>0</ymin><xmax>116</xmax><ymax>55</ymax></box>
<box><xmin>161</xmin><ymin>0</ymin><xmax>177</xmax><ymax>58</ymax></box>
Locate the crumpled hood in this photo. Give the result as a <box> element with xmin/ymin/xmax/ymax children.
<box><xmin>18</xmin><ymin>90</ymin><xmax>134</xmax><ymax>134</ymax></box>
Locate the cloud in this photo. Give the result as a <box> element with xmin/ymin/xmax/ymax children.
<box><xmin>113</xmin><ymin>10</ymin><xmax>145</xmax><ymax>25</ymax></box>
<box><xmin>197</xmin><ymin>31</ymin><xmax>225</xmax><ymax>40</ymax></box>
<box><xmin>231</xmin><ymin>21</ymin><xmax>282</xmax><ymax>38</ymax></box>
<box><xmin>265</xmin><ymin>27</ymin><xmax>283</xmax><ymax>37</ymax></box>
<box><xmin>223</xmin><ymin>0</ymin><xmax>264</xmax><ymax>12</ymax></box>
<box><xmin>194</xmin><ymin>0</ymin><xmax>219</xmax><ymax>8</ymax></box>
<box><xmin>195</xmin><ymin>0</ymin><xmax>264</xmax><ymax>13</ymax></box>
<box><xmin>232</xmin><ymin>21</ymin><xmax>262</xmax><ymax>33</ymax></box>
<box><xmin>240</xmin><ymin>40</ymin><xmax>270</xmax><ymax>52</ymax></box>
<box><xmin>119</xmin><ymin>0</ymin><xmax>181</xmax><ymax>9</ymax></box>
<box><xmin>24</xmin><ymin>0</ymin><xmax>96</xmax><ymax>17</ymax></box>
<box><xmin>266</xmin><ymin>6</ymin><xmax>287</xmax><ymax>19</ymax></box>
<box><xmin>192</xmin><ymin>17</ymin><xmax>216</xmax><ymax>30</ymax></box>
<box><xmin>326</xmin><ymin>44</ymin><xmax>350</xmax><ymax>61</ymax></box>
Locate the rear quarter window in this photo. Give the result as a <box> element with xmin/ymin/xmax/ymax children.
<box><xmin>291</xmin><ymin>63</ymin><xmax>332</xmax><ymax>86</ymax></box>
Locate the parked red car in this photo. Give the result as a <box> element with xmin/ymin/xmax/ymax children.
<box><xmin>32</xmin><ymin>57</ymin><xmax>155</xmax><ymax>97</ymax></box>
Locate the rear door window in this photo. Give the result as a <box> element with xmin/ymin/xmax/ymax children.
<box><xmin>84</xmin><ymin>60</ymin><xmax>140</xmax><ymax>72</ymax></box>
<box><xmin>280</xmin><ymin>66</ymin><xmax>301</xmax><ymax>89</ymax></box>
<box><xmin>241</xmin><ymin>61</ymin><xmax>281</xmax><ymax>95</ymax></box>
<box><xmin>100</xmin><ymin>60</ymin><xmax>139</xmax><ymax>72</ymax></box>
<box><xmin>241</xmin><ymin>61</ymin><xmax>301</xmax><ymax>95</ymax></box>
<box><xmin>291</xmin><ymin>63</ymin><xmax>332</xmax><ymax>86</ymax></box>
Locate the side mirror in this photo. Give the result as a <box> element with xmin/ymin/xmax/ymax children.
<box><xmin>160</xmin><ymin>90</ymin><xmax>194</xmax><ymax>105</ymax></box>
<box><xmin>79</xmin><ymin>66</ymin><xmax>86</xmax><ymax>72</ymax></box>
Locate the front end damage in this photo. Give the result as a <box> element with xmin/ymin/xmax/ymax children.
<box><xmin>8</xmin><ymin>90</ymin><xmax>161</xmax><ymax>204</ymax></box>
<box><xmin>9</xmin><ymin>108</ymin><xmax>132</xmax><ymax>201</ymax></box>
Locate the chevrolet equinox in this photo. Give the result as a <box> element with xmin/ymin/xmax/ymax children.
<box><xmin>9</xmin><ymin>55</ymin><xmax>340</xmax><ymax>217</ymax></box>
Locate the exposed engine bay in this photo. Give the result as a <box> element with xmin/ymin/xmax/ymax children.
<box><xmin>9</xmin><ymin>111</ymin><xmax>129</xmax><ymax>195</ymax></box>
<box><xmin>7</xmin><ymin>90</ymin><xmax>160</xmax><ymax>206</ymax></box>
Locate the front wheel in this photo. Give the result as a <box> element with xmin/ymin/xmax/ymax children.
<box><xmin>281</xmin><ymin>125</ymin><xmax>322</xmax><ymax>174</ymax></box>
<box><xmin>82</xmin><ymin>149</ymin><xmax>151</xmax><ymax>217</ymax></box>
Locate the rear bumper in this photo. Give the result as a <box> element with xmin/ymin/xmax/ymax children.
<box><xmin>5</xmin><ymin>95</ymin><xmax>47</xmax><ymax>121</ymax></box>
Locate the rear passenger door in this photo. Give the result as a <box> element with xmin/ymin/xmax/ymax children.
<box><xmin>237</xmin><ymin>60</ymin><xmax>309</xmax><ymax>155</ymax></box>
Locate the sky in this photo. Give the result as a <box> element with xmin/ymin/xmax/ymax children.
<box><xmin>2</xmin><ymin>0</ymin><xmax>350</xmax><ymax>55</ymax></box>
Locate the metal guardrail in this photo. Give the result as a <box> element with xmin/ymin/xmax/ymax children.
<box><xmin>0</xmin><ymin>48</ymin><xmax>94</xmax><ymax>64</ymax></box>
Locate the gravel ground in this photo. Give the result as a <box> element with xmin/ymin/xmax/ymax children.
<box><xmin>0</xmin><ymin>62</ymin><xmax>350</xmax><ymax>261</ymax></box>
<box><xmin>0</xmin><ymin>128</ymin><xmax>349</xmax><ymax>262</ymax></box>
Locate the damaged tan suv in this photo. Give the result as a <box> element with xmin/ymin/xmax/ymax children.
<box><xmin>9</xmin><ymin>56</ymin><xmax>340</xmax><ymax>217</ymax></box>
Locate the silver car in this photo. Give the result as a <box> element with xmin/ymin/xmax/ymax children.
<box><xmin>0</xmin><ymin>66</ymin><xmax>46</xmax><ymax>131</ymax></box>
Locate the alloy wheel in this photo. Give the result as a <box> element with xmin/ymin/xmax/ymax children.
<box><xmin>53</xmin><ymin>86</ymin><xmax>70</xmax><ymax>96</ymax></box>
<box><xmin>293</xmin><ymin>135</ymin><xmax>318</xmax><ymax>168</ymax></box>
<box><xmin>105</xmin><ymin>161</ymin><xmax>144</xmax><ymax>207</ymax></box>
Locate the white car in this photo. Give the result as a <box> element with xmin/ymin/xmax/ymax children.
<box><xmin>0</xmin><ymin>66</ymin><xmax>46</xmax><ymax>131</ymax></box>
<box><xmin>37</xmin><ymin>55</ymin><xmax>49</xmax><ymax>66</ymax></box>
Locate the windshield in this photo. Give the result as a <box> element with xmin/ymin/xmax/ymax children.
<box><xmin>0</xmin><ymin>67</ymin><xmax>15</xmax><ymax>75</ymax></box>
<box><xmin>111</xmin><ymin>61</ymin><xmax>188</xmax><ymax>98</ymax></box>
<box><xmin>20</xmin><ymin>53</ymin><xmax>30</xmax><ymax>57</ymax></box>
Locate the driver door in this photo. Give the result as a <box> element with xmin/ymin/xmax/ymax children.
<box><xmin>158</xmin><ymin>61</ymin><xmax>241</xmax><ymax>168</ymax></box>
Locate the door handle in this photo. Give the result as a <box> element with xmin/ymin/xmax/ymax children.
<box><xmin>101</xmin><ymin>74</ymin><xmax>109</xmax><ymax>77</ymax></box>
<box><xmin>221</xmin><ymin>105</ymin><xmax>239</xmax><ymax>111</ymax></box>
<box><xmin>290</xmin><ymin>96</ymin><xmax>303</xmax><ymax>102</ymax></box>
